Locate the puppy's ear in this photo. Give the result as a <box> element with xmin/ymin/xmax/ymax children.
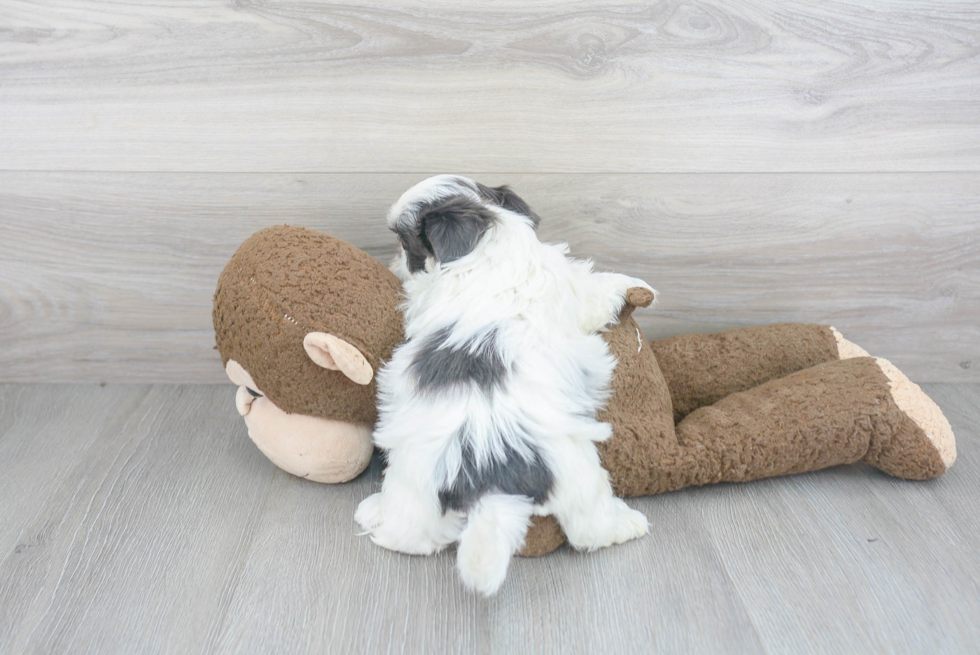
<box><xmin>421</xmin><ymin>197</ymin><xmax>495</xmax><ymax>264</ymax></box>
<box><xmin>303</xmin><ymin>332</ymin><xmax>374</xmax><ymax>385</ymax></box>
<box><xmin>477</xmin><ymin>183</ymin><xmax>541</xmax><ymax>228</ymax></box>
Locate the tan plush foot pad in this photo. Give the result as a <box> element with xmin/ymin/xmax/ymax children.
<box><xmin>868</xmin><ymin>358</ymin><xmax>957</xmax><ymax>476</ymax></box>
<box><xmin>830</xmin><ymin>326</ymin><xmax>871</xmax><ymax>359</ymax></box>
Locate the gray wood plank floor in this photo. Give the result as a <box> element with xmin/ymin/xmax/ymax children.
<box><xmin>1</xmin><ymin>383</ymin><xmax>977</xmax><ymax>654</ymax></box>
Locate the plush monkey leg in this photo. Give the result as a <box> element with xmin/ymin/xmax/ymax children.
<box><xmin>863</xmin><ymin>358</ymin><xmax>956</xmax><ymax>478</ymax></box>
<box><xmin>668</xmin><ymin>357</ymin><xmax>956</xmax><ymax>490</ymax></box>
<box><xmin>650</xmin><ymin>324</ymin><xmax>867</xmax><ymax>423</ymax></box>
<box><xmin>520</xmin><ymin>355</ymin><xmax>957</xmax><ymax>556</ymax></box>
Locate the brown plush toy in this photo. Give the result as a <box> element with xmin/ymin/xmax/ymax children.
<box><xmin>213</xmin><ymin>225</ymin><xmax>956</xmax><ymax>556</ymax></box>
<box><xmin>213</xmin><ymin>225</ymin><xmax>402</xmax><ymax>483</ymax></box>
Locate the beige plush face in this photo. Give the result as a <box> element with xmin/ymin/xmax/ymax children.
<box><xmin>224</xmin><ymin>356</ymin><xmax>373</xmax><ymax>483</ymax></box>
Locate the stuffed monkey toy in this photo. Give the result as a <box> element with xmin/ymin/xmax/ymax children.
<box><xmin>213</xmin><ymin>226</ymin><xmax>956</xmax><ymax>556</ymax></box>
<box><xmin>213</xmin><ymin>225</ymin><xmax>402</xmax><ymax>483</ymax></box>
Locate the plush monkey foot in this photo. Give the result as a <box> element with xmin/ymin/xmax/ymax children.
<box><xmin>820</xmin><ymin>329</ymin><xmax>955</xmax><ymax>477</ymax></box>
<box><xmin>517</xmin><ymin>515</ymin><xmax>566</xmax><ymax>557</ymax></box>
<box><xmin>830</xmin><ymin>329</ymin><xmax>955</xmax><ymax>477</ymax></box>
<box><xmin>830</xmin><ymin>326</ymin><xmax>871</xmax><ymax>359</ymax></box>
<box><xmin>863</xmin><ymin>358</ymin><xmax>956</xmax><ymax>479</ymax></box>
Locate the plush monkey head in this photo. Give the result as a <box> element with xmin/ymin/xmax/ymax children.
<box><xmin>213</xmin><ymin>225</ymin><xmax>403</xmax><ymax>482</ymax></box>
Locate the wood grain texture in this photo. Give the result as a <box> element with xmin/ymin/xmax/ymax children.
<box><xmin>212</xmin><ymin>455</ymin><xmax>488</xmax><ymax>655</ymax></box>
<box><xmin>493</xmin><ymin>503</ymin><xmax>766</xmax><ymax>654</ymax></box>
<box><xmin>0</xmin><ymin>383</ymin><xmax>977</xmax><ymax>654</ymax></box>
<box><xmin>0</xmin><ymin>1</ymin><xmax>978</xmax><ymax>172</ymax></box>
<box><xmin>701</xmin><ymin>383</ymin><xmax>980</xmax><ymax>654</ymax></box>
<box><xmin>1</xmin><ymin>172</ymin><xmax>976</xmax><ymax>383</ymax></box>
<box><xmin>0</xmin><ymin>385</ymin><xmax>278</xmax><ymax>654</ymax></box>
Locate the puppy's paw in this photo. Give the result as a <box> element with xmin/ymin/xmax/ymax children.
<box><xmin>369</xmin><ymin>524</ymin><xmax>446</xmax><ymax>556</ymax></box>
<box><xmin>608</xmin><ymin>501</ymin><xmax>649</xmax><ymax>545</ymax></box>
<box><xmin>354</xmin><ymin>492</ymin><xmax>384</xmax><ymax>533</ymax></box>
<box><xmin>566</xmin><ymin>500</ymin><xmax>649</xmax><ymax>551</ymax></box>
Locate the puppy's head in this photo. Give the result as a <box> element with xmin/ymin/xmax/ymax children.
<box><xmin>388</xmin><ymin>175</ymin><xmax>540</xmax><ymax>280</ymax></box>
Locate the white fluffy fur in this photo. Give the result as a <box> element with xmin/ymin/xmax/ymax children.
<box><xmin>355</xmin><ymin>175</ymin><xmax>652</xmax><ymax>596</ymax></box>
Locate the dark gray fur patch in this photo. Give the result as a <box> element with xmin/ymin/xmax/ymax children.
<box><xmin>393</xmin><ymin>223</ymin><xmax>430</xmax><ymax>274</ymax></box>
<box><xmin>476</xmin><ymin>183</ymin><xmax>541</xmax><ymax>229</ymax></box>
<box><xmin>439</xmin><ymin>434</ymin><xmax>554</xmax><ymax>512</ymax></box>
<box><xmin>392</xmin><ymin>194</ymin><xmax>496</xmax><ymax>271</ymax></box>
<box><xmin>420</xmin><ymin>197</ymin><xmax>495</xmax><ymax>264</ymax></box>
<box><xmin>410</xmin><ymin>325</ymin><xmax>506</xmax><ymax>395</ymax></box>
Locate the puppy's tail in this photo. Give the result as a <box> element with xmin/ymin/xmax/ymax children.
<box><xmin>456</xmin><ymin>494</ymin><xmax>535</xmax><ymax>596</ymax></box>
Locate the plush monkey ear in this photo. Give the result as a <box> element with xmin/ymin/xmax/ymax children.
<box><xmin>303</xmin><ymin>332</ymin><xmax>374</xmax><ymax>385</ymax></box>
<box><xmin>421</xmin><ymin>197</ymin><xmax>495</xmax><ymax>264</ymax></box>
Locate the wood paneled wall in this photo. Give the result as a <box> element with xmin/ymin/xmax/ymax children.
<box><xmin>1</xmin><ymin>1</ymin><xmax>978</xmax><ymax>383</ymax></box>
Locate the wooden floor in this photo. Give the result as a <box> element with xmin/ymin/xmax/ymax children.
<box><xmin>0</xmin><ymin>382</ymin><xmax>977</xmax><ymax>654</ymax></box>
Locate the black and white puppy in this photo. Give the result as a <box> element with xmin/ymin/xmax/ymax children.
<box><xmin>355</xmin><ymin>175</ymin><xmax>654</xmax><ymax>595</ymax></box>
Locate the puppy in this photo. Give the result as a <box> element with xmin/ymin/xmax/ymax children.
<box><xmin>355</xmin><ymin>175</ymin><xmax>654</xmax><ymax>595</ymax></box>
